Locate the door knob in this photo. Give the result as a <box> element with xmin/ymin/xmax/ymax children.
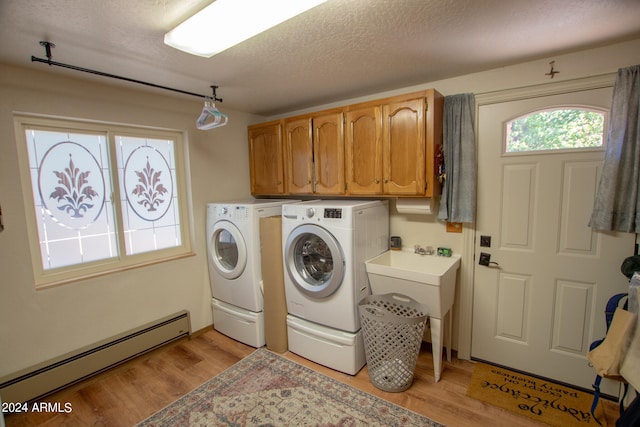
<box><xmin>479</xmin><ymin>252</ymin><xmax>500</xmax><ymax>267</ymax></box>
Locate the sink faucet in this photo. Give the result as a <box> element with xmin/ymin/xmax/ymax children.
<box><xmin>414</xmin><ymin>245</ymin><xmax>434</xmax><ymax>255</ymax></box>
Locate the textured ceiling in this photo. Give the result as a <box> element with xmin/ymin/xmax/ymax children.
<box><xmin>1</xmin><ymin>0</ymin><xmax>639</xmax><ymax>116</ymax></box>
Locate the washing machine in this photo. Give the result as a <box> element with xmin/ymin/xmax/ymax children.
<box><xmin>206</xmin><ymin>199</ymin><xmax>295</xmax><ymax>347</ymax></box>
<box><xmin>282</xmin><ymin>199</ymin><xmax>389</xmax><ymax>374</ymax></box>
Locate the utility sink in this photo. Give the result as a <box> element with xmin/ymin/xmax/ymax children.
<box><xmin>365</xmin><ymin>250</ymin><xmax>460</xmax><ymax>290</ymax></box>
<box><xmin>364</xmin><ymin>250</ymin><xmax>461</xmax><ymax>382</ymax></box>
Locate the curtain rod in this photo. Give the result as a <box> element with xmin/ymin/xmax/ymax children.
<box><xmin>31</xmin><ymin>41</ymin><xmax>209</xmax><ymax>99</ymax></box>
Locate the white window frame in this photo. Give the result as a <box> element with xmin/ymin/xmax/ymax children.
<box><xmin>14</xmin><ymin>114</ymin><xmax>194</xmax><ymax>289</ymax></box>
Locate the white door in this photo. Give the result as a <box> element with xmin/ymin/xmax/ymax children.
<box><xmin>471</xmin><ymin>87</ymin><xmax>635</xmax><ymax>392</ymax></box>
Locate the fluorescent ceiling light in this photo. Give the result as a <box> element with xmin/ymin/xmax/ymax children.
<box><xmin>164</xmin><ymin>0</ymin><xmax>328</xmax><ymax>58</ymax></box>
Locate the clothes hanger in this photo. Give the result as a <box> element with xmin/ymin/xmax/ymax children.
<box><xmin>196</xmin><ymin>86</ymin><xmax>228</xmax><ymax>130</ymax></box>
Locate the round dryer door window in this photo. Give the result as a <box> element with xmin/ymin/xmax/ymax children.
<box><xmin>285</xmin><ymin>224</ymin><xmax>345</xmax><ymax>298</ymax></box>
<box><xmin>211</xmin><ymin>220</ymin><xmax>247</xmax><ymax>279</ymax></box>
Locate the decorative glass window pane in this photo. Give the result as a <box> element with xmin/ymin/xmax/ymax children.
<box><xmin>505</xmin><ymin>108</ymin><xmax>605</xmax><ymax>153</ymax></box>
<box><xmin>18</xmin><ymin>115</ymin><xmax>191</xmax><ymax>287</ymax></box>
<box><xmin>25</xmin><ymin>129</ymin><xmax>117</xmax><ymax>269</ymax></box>
<box><xmin>115</xmin><ymin>136</ymin><xmax>181</xmax><ymax>255</ymax></box>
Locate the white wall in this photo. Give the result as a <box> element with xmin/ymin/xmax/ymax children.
<box><xmin>1</xmin><ymin>38</ymin><xmax>639</xmax><ymax>378</ymax></box>
<box><xmin>0</xmin><ymin>64</ymin><xmax>257</xmax><ymax>377</ymax></box>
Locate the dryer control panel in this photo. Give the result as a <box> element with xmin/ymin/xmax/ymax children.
<box><xmin>216</xmin><ymin>205</ymin><xmax>249</xmax><ymax>221</ymax></box>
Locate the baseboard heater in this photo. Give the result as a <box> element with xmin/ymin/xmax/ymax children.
<box><xmin>0</xmin><ymin>311</ymin><xmax>190</xmax><ymax>403</ymax></box>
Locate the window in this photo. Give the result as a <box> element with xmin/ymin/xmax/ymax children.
<box><xmin>14</xmin><ymin>115</ymin><xmax>192</xmax><ymax>288</ymax></box>
<box><xmin>505</xmin><ymin>107</ymin><xmax>606</xmax><ymax>153</ymax></box>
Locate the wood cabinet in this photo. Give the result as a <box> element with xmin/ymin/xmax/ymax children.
<box><xmin>313</xmin><ymin>112</ymin><xmax>345</xmax><ymax>194</ymax></box>
<box><xmin>248</xmin><ymin>89</ymin><xmax>442</xmax><ymax>198</ymax></box>
<box><xmin>284</xmin><ymin>111</ymin><xmax>344</xmax><ymax>195</ymax></box>
<box><xmin>344</xmin><ymin>105</ymin><xmax>383</xmax><ymax>194</ymax></box>
<box><xmin>248</xmin><ymin>121</ymin><xmax>285</xmax><ymax>195</ymax></box>
<box><xmin>345</xmin><ymin>90</ymin><xmax>442</xmax><ymax>197</ymax></box>
<box><xmin>382</xmin><ymin>96</ymin><xmax>426</xmax><ymax>195</ymax></box>
<box><xmin>285</xmin><ymin>117</ymin><xmax>313</xmax><ymax>194</ymax></box>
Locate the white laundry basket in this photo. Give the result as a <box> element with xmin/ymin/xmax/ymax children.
<box><xmin>359</xmin><ymin>293</ymin><xmax>428</xmax><ymax>392</ymax></box>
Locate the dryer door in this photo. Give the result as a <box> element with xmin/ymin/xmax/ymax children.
<box><xmin>210</xmin><ymin>220</ymin><xmax>247</xmax><ymax>279</ymax></box>
<box><xmin>285</xmin><ymin>224</ymin><xmax>345</xmax><ymax>298</ymax></box>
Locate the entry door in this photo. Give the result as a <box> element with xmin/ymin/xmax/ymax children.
<box><xmin>471</xmin><ymin>87</ymin><xmax>635</xmax><ymax>391</ymax></box>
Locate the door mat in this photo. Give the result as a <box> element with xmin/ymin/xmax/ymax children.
<box><xmin>467</xmin><ymin>362</ymin><xmax>605</xmax><ymax>427</ymax></box>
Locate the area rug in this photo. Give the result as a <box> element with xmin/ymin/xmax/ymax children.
<box><xmin>467</xmin><ymin>362</ymin><xmax>605</xmax><ymax>427</ymax></box>
<box><xmin>137</xmin><ymin>348</ymin><xmax>443</xmax><ymax>426</ymax></box>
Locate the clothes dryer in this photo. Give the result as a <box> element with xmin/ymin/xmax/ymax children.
<box><xmin>282</xmin><ymin>200</ymin><xmax>389</xmax><ymax>373</ymax></box>
<box><xmin>206</xmin><ymin>199</ymin><xmax>295</xmax><ymax>347</ymax></box>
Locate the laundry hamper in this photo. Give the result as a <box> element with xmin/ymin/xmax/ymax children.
<box><xmin>358</xmin><ymin>293</ymin><xmax>428</xmax><ymax>392</ymax></box>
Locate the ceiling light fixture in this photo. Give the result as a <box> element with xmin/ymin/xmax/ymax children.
<box><xmin>164</xmin><ymin>0</ymin><xmax>328</xmax><ymax>58</ymax></box>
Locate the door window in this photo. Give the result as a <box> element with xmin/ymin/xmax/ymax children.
<box><xmin>211</xmin><ymin>221</ymin><xmax>246</xmax><ymax>279</ymax></box>
<box><xmin>505</xmin><ymin>107</ymin><xmax>606</xmax><ymax>154</ymax></box>
<box><xmin>285</xmin><ymin>224</ymin><xmax>344</xmax><ymax>298</ymax></box>
<box><xmin>215</xmin><ymin>229</ymin><xmax>238</xmax><ymax>270</ymax></box>
<box><xmin>295</xmin><ymin>233</ymin><xmax>334</xmax><ymax>285</ymax></box>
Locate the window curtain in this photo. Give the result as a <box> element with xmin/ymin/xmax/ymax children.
<box><xmin>437</xmin><ymin>93</ymin><xmax>476</xmax><ymax>223</ymax></box>
<box><xmin>589</xmin><ymin>65</ymin><xmax>640</xmax><ymax>232</ymax></box>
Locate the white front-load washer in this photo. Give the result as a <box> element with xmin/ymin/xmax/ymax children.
<box><xmin>206</xmin><ymin>199</ymin><xmax>295</xmax><ymax>347</ymax></box>
<box><xmin>282</xmin><ymin>199</ymin><xmax>389</xmax><ymax>374</ymax></box>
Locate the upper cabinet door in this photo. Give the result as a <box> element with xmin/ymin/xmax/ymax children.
<box><xmin>424</xmin><ymin>89</ymin><xmax>443</xmax><ymax>198</ymax></box>
<box><xmin>344</xmin><ymin>106</ymin><xmax>383</xmax><ymax>195</ymax></box>
<box><xmin>313</xmin><ymin>112</ymin><xmax>345</xmax><ymax>195</ymax></box>
<box><xmin>285</xmin><ymin>117</ymin><xmax>313</xmax><ymax>194</ymax></box>
<box><xmin>382</xmin><ymin>97</ymin><xmax>426</xmax><ymax>195</ymax></box>
<box><xmin>248</xmin><ymin>122</ymin><xmax>284</xmax><ymax>195</ymax></box>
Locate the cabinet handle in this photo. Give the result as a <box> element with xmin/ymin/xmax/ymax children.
<box><xmin>374</xmin><ymin>179</ymin><xmax>380</xmax><ymax>184</ymax></box>
<box><xmin>383</xmin><ymin>178</ymin><xmax>388</xmax><ymax>183</ymax></box>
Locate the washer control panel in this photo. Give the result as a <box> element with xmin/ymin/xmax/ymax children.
<box><xmin>323</xmin><ymin>208</ymin><xmax>342</xmax><ymax>219</ymax></box>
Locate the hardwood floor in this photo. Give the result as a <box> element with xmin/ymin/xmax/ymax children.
<box><xmin>4</xmin><ymin>327</ymin><xmax>620</xmax><ymax>426</ymax></box>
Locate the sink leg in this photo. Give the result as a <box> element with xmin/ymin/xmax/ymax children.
<box><xmin>430</xmin><ymin>317</ymin><xmax>443</xmax><ymax>382</ymax></box>
<box><xmin>446</xmin><ymin>310</ymin><xmax>452</xmax><ymax>363</ymax></box>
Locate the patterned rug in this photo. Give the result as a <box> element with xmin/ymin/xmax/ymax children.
<box><xmin>137</xmin><ymin>348</ymin><xmax>442</xmax><ymax>426</ymax></box>
<box><xmin>467</xmin><ymin>362</ymin><xmax>605</xmax><ymax>427</ymax></box>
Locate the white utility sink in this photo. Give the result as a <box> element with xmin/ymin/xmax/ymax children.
<box><xmin>365</xmin><ymin>250</ymin><xmax>460</xmax><ymax>292</ymax></box>
<box><xmin>365</xmin><ymin>250</ymin><xmax>461</xmax><ymax>382</ymax></box>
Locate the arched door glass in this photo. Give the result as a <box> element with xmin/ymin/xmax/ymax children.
<box><xmin>505</xmin><ymin>107</ymin><xmax>606</xmax><ymax>154</ymax></box>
